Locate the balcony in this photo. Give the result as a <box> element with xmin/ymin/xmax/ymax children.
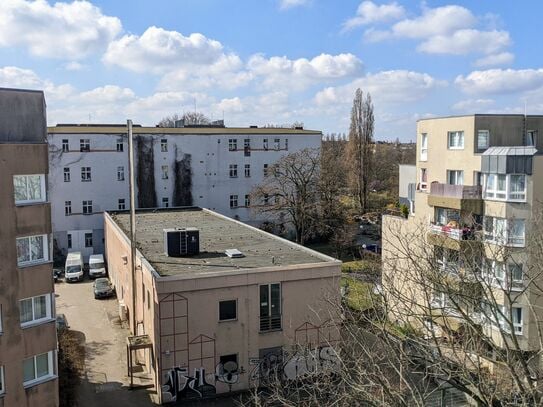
<box><xmin>427</xmin><ymin>183</ymin><xmax>483</xmax><ymax>214</ymax></box>
<box><xmin>427</xmin><ymin>223</ymin><xmax>481</xmax><ymax>251</ymax></box>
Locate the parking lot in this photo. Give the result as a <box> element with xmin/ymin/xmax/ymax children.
<box><xmin>55</xmin><ymin>276</ymin><xmax>156</xmax><ymax>406</ymax></box>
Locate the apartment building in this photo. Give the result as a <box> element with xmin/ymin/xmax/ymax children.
<box><xmin>104</xmin><ymin>207</ymin><xmax>340</xmax><ymax>403</ymax></box>
<box><xmin>383</xmin><ymin>114</ymin><xmax>543</xmax><ymax>352</ymax></box>
<box><xmin>0</xmin><ymin>89</ymin><xmax>58</xmax><ymax>406</ymax></box>
<box><xmin>48</xmin><ymin>124</ymin><xmax>322</xmax><ymax>259</ymax></box>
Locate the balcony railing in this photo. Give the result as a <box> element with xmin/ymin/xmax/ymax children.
<box><xmin>429</xmin><ymin>224</ymin><xmax>475</xmax><ymax>241</ymax></box>
<box><xmin>260</xmin><ymin>315</ymin><xmax>282</xmax><ymax>332</ymax></box>
<box><xmin>430</xmin><ymin>183</ymin><xmax>482</xmax><ymax>199</ymax></box>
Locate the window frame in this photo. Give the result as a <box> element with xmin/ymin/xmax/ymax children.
<box><xmin>22</xmin><ymin>351</ymin><xmax>55</xmax><ymax>387</ymax></box>
<box><xmin>477</xmin><ymin>130</ymin><xmax>490</xmax><ymax>152</ymax></box>
<box><xmin>80</xmin><ymin>167</ymin><xmax>91</xmax><ymax>182</ymax></box>
<box><xmin>62</xmin><ymin>139</ymin><xmax>69</xmax><ymax>152</ymax></box>
<box><xmin>483</xmin><ymin>173</ymin><xmax>526</xmax><ymax>202</ymax></box>
<box><xmin>161</xmin><ymin>165</ymin><xmax>169</xmax><ymax>180</ymax></box>
<box><xmin>263</xmin><ymin>139</ymin><xmax>268</xmax><ymax>150</ymax></box>
<box><xmin>13</xmin><ymin>174</ymin><xmax>46</xmax><ymax>204</ymax></box>
<box><xmin>420</xmin><ymin>133</ymin><xmax>428</xmax><ymax>161</ymax></box>
<box><xmin>82</xmin><ymin>200</ymin><xmax>93</xmax><ymax>215</ymax></box>
<box><xmin>20</xmin><ymin>294</ymin><xmax>53</xmax><ymax>327</ymax></box>
<box><xmin>160</xmin><ymin>139</ymin><xmax>168</xmax><ymax>152</ymax></box>
<box><xmin>274</xmin><ymin>138</ymin><xmax>280</xmax><ymax>150</ymax></box>
<box><xmin>63</xmin><ymin>167</ymin><xmax>70</xmax><ymax>182</ymax></box>
<box><xmin>420</xmin><ymin>168</ymin><xmax>428</xmax><ymax>191</ymax></box>
<box><xmin>446</xmin><ymin>170</ymin><xmax>464</xmax><ymax>186</ymax></box>
<box><xmin>244</xmin><ymin>194</ymin><xmax>250</xmax><ymax>207</ymax></box>
<box><xmin>229</xmin><ymin>164</ymin><xmax>238</xmax><ymax>178</ymax></box>
<box><xmin>0</xmin><ymin>365</ymin><xmax>4</xmax><ymax>395</ymax></box>
<box><xmin>116</xmin><ymin>138</ymin><xmax>124</xmax><ymax>152</ymax></box>
<box><xmin>65</xmin><ymin>200</ymin><xmax>72</xmax><ymax>216</ymax></box>
<box><xmin>526</xmin><ymin>130</ymin><xmax>537</xmax><ymax>147</ymax></box>
<box><xmin>483</xmin><ymin>216</ymin><xmax>525</xmax><ymax>247</ymax></box>
<box><xmin>218</xmin><ymin>299</ymin><xmax>237</xmax><ymax>322</ymax></box>
<box><xmin>84</xmin><ymin>232</ymin><xmax>93</xmax><ymax>248</ymax></box>
<box><xmin>16</xmin><ymin>234</ymin><xmax>49</xmax><ymax>266</ymax></box>
<box><xmin>244</xmin><ymin>164</ymin><xmax>251</xmax><ymax>178</ymax></box>
<box><xmin>117</xmin><ymin>166</ymin><xmax>125</xmax><ymax>181</ymax></box>
<box><xmin>162</xmin><ymin>197</ymin><xmax>169</xmax><ymax>208</ymax></box>
<box><xmin>263</xmin><ymin>164</ymin><xmax>269</xmax><ymax>177</ymax></box>
<box><xmin>79</xmin><ymin>139</ymin><xmax>90</xmax><ymax>152</ymax></box>
<box><xmin>447</xmin><ymin>131</ymin><xmax>464</xmax><ymax>150</ymax></box>
<box><xmin>259</xmin><ymin>283</ymin><xmax>282</xmax><ymax>332</ymax></box>
<box><xmin>118</xmin><ymin>198</ymin><xmax>126</xmax><ymax>210</ymax></box>
<box><xmin>228</xmin><ymin>139</ymin><xmax>238</xmax><ymax>151</ymax></box>
<box><xmin>229</xmin><ymin>194</ymin><xmax>238</xmax><ymax>208</ymax></box>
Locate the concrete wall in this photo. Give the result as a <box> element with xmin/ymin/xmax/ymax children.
<box><xmin>104</xmin><ymin>211</ymin><xmax>341</xmax><ymax>404</ymax></box>
<box><xmin>398</xmin><ymin>164</ymin><xmax>416</xmax><ymax>199</ymax></box>
<box><xmin>0</xmin><ymin>143</ymin><xmax>58</xmax><ymax>407</ymax></box>
<box><xmin>0</xmin><ymin>89</ymin><xmax>46</xmax><ymax>144</ymax></box>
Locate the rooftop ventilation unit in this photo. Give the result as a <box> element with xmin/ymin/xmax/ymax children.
<box><xmin>164</xmin><ymin>228</ymin><xmax>199</xmax><ymax>257</ymax></box>
<box><xmin>225</xmin><ymin>249</ymin><xmax>244</xmax><ymax>258</ymax></box>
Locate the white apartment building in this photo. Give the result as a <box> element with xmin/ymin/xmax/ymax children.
<box><xmin>47</xmin><ymin>124</ymin><xmax>322</xmax><ymax>258</ymax></box>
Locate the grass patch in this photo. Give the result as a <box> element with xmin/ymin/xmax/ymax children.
<box><xmin>341</xmin><ymin>259</ymin><xmax>379</xmax><ymax>274</ymax></box>
<box><xmin>341</xmin><ymin>276</ymin><xmax>378</xmax><ymax>311</ymax></box>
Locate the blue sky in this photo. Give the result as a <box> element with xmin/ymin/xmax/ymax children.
<box><xmin>1</xmin><ymin>0</ymin><xmax>543</xmax><ymax>140</ymax></box>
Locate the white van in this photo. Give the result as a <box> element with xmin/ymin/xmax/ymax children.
<box><xmin>89</xmin><ymin>254</ymin><xmax>106</xmax><ymax>279</ymax></box>
<box><xmin>65</xmin><ymin>252</ymin><xmax>84</xmax><ymax>283</ymax></box>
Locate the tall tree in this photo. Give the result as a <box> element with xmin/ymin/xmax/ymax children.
<box><xmin>347</xmin><ymin>89</ymin><xmax>374</xmax><ymax>213</ymax></box>
<box><xmin>157</xmin><ymin>111</ymin><xmax>210</xmax><ymax>127</ymax></box>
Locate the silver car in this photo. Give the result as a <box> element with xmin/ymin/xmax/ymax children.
<box><xmin>93</xmin><ymin>278</ymin><xmax>114</xmax><ymax>299</ymax></box>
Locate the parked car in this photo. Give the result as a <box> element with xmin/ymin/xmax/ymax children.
<box><xmin>53</xmin><ymin>268</ymin><xmax>63</xmax><ymax>283</ymax></box>
<box><xmin>56</xmin><ymin>314</ymin><xmax>69</xmax><ymax>331</ymax></box>
<box><xmin>88</xmin><ymin>254</ymin><xmax>107</xmax><ymax>279</ymax></box>
<box><xmin>65</xmin><ymin>252</ymin><xmax>84</xmax><ymax>282</ymax></box>
<box><xmin>93</xmin><ymin>278</ymin><xmax>114</xmax><ymax>299</ymax></box>
<box><xmin>362</xmin><ymin>243</ymin><xmax>382</xmax><ymax>254</ymax></box>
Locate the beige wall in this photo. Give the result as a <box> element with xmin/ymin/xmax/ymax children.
<box><xmin>104</xmin><ymin>212</ymin><xmax>341</xmax><ymax>404</ymax></box>
<box><xmin>0</xmin><ymin>143</ymin><xmax>58</xmax><ymax>407</ymax></box>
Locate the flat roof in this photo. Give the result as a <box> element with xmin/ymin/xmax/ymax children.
<box><xmin>48</xmin><ymin>125</ymin><xmax>321</xmax><ymax>135</ymax></box>
<box><xmin>417</xmin><ymin>114</ymin><xmax>543</xmax><ymax>122</ymax></box>
<box><xmin>108</xmin><ymin>208</ymin><xmax>334</xmax><ymax>277</ymax></box>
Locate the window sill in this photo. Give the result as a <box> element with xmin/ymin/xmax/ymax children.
<box><xmin>24</xmin><ymin>374</ymin><xmax>57</xmax><ymax>390</ymax></box>
<box><xmin>18</xmin><ymin>260</ymin><xmax>52</xmax><ymax>269</ymax></box>
<box><xmin>483</xmin><ymin>197</ymin><xmax>527</xmax><ymax>204</ymax></box>
<box><xmin>15</xmin><ymin>200</ymin><xmax>48</xmax><ymax>207</ymax></box>
<box><xmin>259</xmin><ymin>329</ymin><xmax>282</xmax><ymax>334</ymax></box>
<box><xmin>219</xmin><ymin>318</ymin><xmax>238</xmax><ymax>323</ymax></box>
<box><xmin>447</xmin><ymin>147</ymin><xmax>464</xmax><ymax>150</ymax></box>
<box><xmin>21</xmin><ymin>317</ymin><xmax>55</xmax><ymax>330</ymax></box>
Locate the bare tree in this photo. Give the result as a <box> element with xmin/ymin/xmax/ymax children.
<box><xmin>157</xmin><ymin>111</ymin><xmax>210</xmax><ymax>127</ymax></box>
<box><xmin>347</xmin><ymin>89</ymin><xmax>374</xmax><ymax>213</ymax></box>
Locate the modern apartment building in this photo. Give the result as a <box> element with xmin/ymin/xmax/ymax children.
<box><xmin>104</xmin><ymin>207</ymin><xmax>340</xmax><ymax>404</ymax></box>
<box><xmin>48</xmin><ymin>124</ymin><xmax>322</xmax><ymax>259</ymax></box>
<box><xmin>383</xmin><ymin>114</ymin><xmax>543</xmax><ymax>352</ymax></box>
<box><xmin>0</xmin><ymin>89</ymin><xmax>58</xmax><ymax>406</ymax></box>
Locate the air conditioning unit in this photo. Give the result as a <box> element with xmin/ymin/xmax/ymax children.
<box><xmin>119</xmin><ymin>301</ymin><xmax>128</xmax><ymax>322</ymax></box>
<box><xmin>164</xmin><ymin>228</ymin><xmax>200</xmax><ymax>257</ymax></box>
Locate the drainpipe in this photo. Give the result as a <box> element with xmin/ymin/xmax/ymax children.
<box><xmin>127</xmin><ymin>119</ymin><xmax>137</xmax><ymax>335</ymax></box>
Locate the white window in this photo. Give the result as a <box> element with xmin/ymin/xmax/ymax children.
<box><xmin>63</xmin><ymin>168</ymin><xmax>70</xmax><ymax>182</ymax></box>
<box><xmin>509</xmin><ymin>174</ymin><xmax>526</xmax><ymax>201</ymax></box>
<box><xmin>274</xmin><ymin>138</ymin><xmax>280</xmax><ymax>150</ymax></box>
<box><xmin>84</xmin><ymin>232</ymin><xmax>93</xmax><ymax>248</ymax></box>
<box><xmin>510</xmin><ymin>219</ymin><xmax>525</xmax><ymax>246</ymax></box>
<box><xmin>118</xmin><ymin>199</ymin><xmax>126</xmax><ymax>210</ymax></box>
<box><xmin>477</xmin><ymin>130</ymin><xmax>489</xmax><ymax>151</ymax></box>
<box><xmin>229</xmin><ymin>164</ymin><xmax>238</xmax><ymax>178</ymax></box>
<box><xmin>509</xmin><ymin>263</ymin><xmax>523</xmax><ymax>290</ymax></box>
<box><xmin>420</xmin><ymin>133</ymin><xmax>428</xmax><ymax>161</ymax></box>
<box><xmin>62</xmin><ymin>139</ymin><xmax>69</xmax><ymax>152</ymax></box>
<box><xmin>161</xmin><ymin>165</ymin><xmax>169</xmax><ymax>180</ymax></box>
<box><xmin>435</xmin><ymin>207</ymin><xmax>459</xmax><ymax>226</ymax></box>
<box><xmin>230</xmin><ymin>194</ymin><xmax>238</xmax><ymax>208</ymax></box>
<box><xmin>23</xmin><ymin>351</ymin><xmax>55</xmax><ymax>386</ymax></box>
<box><xmin>65</xmin><ymin>201</ymin><xmax>71</xmax><ymax>216</ymax></box>
<box><xmin>263</xmin><ymin>139</ymin><xmax>268</xmax><ymax>150</ymax></box>
<box><xmin>0</xmin><ymin>365</ymin><xmax>4</xmax><ymax>395</ymax></box>
<box><xmin>20</xmin><ymin>294</ymin><xmax>52</xmax><ymax>326</ymax></box>
<box><xmin>484</xmin><ymin>216</ymin><xmax>525</xmax><ymax>247</ymax></box>
<box><xmin>82</xmin><ymin>200</ymin><xmax>92</xmax><ymax>214</ymax></box>
<box><xmin>420</xmin><ymin>168</ymin><xmax>428</xmax><ymax>190</ymax></box>
<box><xmin>81</xmin><ymin>167</ymin><xmax>91</xmax><ymax>182</ymax></box>
<box><xmin>161</xmin><ymin>139</ymin><xmax>168</xmax><ymax>152</ymax></box>
<box><xmin>447</xmin><ymin>170</ymin><xmax>464</xmax><ymax>185</ymax></box>
<box><xmin>526</xmin><ymin>130</ymin><xmax>537</xmax><ymax>147</ymax></box>
<box><xmin>116</xmin><ymin>138</ymin><xmax>123</xmax><ymax>152</ymax></box>
<box><xmin>17</xmin><ymin>234</ymin><xmax>48</xmax><ymax>266</ymax></box>
<box><xmin>244</xmin><ymin>164</ymin><xmax>251</xmax><ymax>177</ymax></box>
<box><xmin>13</xmin><ymin>174</ymin><xmax>46</xmax><ymax>204</ymax></box>
<box><xmin>512</xmin><ymin>307</ymin><xmax>523</xmax><ymax>335</ymax></box>
<box><xmin>484</xmin><ymin>173</ymin><xmax>526</xmax><ymax>202</ymax></box>
<box><xmin>162</xmin><ymin>197</ymin><xmax>169</xmax><ymax>208</ymax></box>
<box><xmin>117</xmin><ymin>166</ymin><xmax>125</xmax><ymax>181</ymax></box>
<box><xmin>80</xmin><ymin>139</ymin><xmax>90</xmax><ymax>152</ymax></box>
<box><xmin>228</xmin><ymin>139</ymin><xmax>237</xmax><ymax>151</ymax></box>
<box><xmin>245</xmin><ymin>194</ymin><xmax>250</xmax><ymax>207</ymax></box>
<box><xmin>447</xmin><ymin>131</ymin><xmax>464</xmax><ymax>149</ymax></box>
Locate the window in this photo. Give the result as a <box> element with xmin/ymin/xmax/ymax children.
<box><xmin>80</xmin><ymin>139</ymin><xmax>90</xmax><ymax>152</ymax></box>
<box><xmin>263</xmin><ymin>138</ymin><xmax>268</xmax><ymax>150</ymax></box>
<box><xmin>82</xmin><ymin>200</ymin><xmax>92</xmax><ymax>214</ymax></box>
<box><xmin>474</xmin><ymin>171</ymin><xmax>483</xmax><ymax>187</ymax></box>
<box><xmin>162</xmin><ymin>197</ymin><xmax>169</xmax><ymax>208</ymax></box>
<box><xmin>117</xmin><ymin>166</ymin><xmax>125</xmax><ymax>181</ymax></box>
<box><xmin>483</xmin><ymin>174</ymin><xmax>526</xmax><ymax>201</ymax></box>
<box><xmin>285</xmin><ymin>139</ymin><xmax>288</xmax><ymax>150</ymax></box>
<box><xmin>147</xmin><ymin>290</ymin><xmax>150</xmax><ymax>310</ymax></box>
<box><xmin>84</xmin><ymin>233</ymin><xmax>93</xmax><ymax>248</ymax></box>
<box><xmin>13</xmin><ymin>174</ymin><xmax>46</xmax><ymax>204</ymax></box>
<box><xmin>17</xmin><ymin>235</ymin><xmax>48</xmax><ymax>266</ymax></box>
<box><xmin>263</xmin><ymin>194</ymin><xmax>269</xmax><ymax>205</ymax></box>
<box><xmin>512</xmin><ymin>307</ymin><xmax>523</xmax><ymax>335</ymax></box>
<box><xmin>20</xmin><ymin>294</ymin><xmax>52</xmax><ymax>326</ymax></box>
<box><xmin>67</xmin><ymin>233</ymin><xmax>72</xmax><ymax>249</ymax></box>
<box><xmin>244</xmin><ymin>164</ymin><xmax>251</xmax><ymax>177</ymax></box>
<box><xmin>230</xmin><ymin>194</ymin><xmax>238</xmax><ymax>208</ymax></box>
<box><xmin>229</xmin><ymin>164</ymin><xmax>238</xmax><ymax>178</ymax></box>
<box><xmin>447</xmin><ymin>131</ymin><xmax>464</xmax><ymax>149</ymax></box>
<box><xmin>65</xmin><ymin>201</ymin><xmax>71</xmax><ymax>216</ymax></box>
<box><xmin>477</xmin><ymin>130</ymin><xmax>489</xmax><ymax>151</ymax></box>
<box><xmin>420</xmin><ymin>133</ymin><xmax>428</xmax><ymax>161</ymax></box>
<box><xmin>219</xmin><ymin>300</ymin><xmax>237</xmax><ymax>321</ymax></box>
<box><xmin>118</xmin><ymin>199</ymin><xmax>126</xmax><ymax>210</ymax></box>
<box><xmin>526</xmin><ymin>130</ymin><xmax>537</xmax><ymax>147</ymax></box>
<box><xmin>116</xmin><ymin>138</ymin><xmax>124</xmax><ymax>152</ymax></box>
<box><xmin>161</xmin><ymin>165</ymin><xmax>169</xmax><ymax>180</ymax></box>
<box><xmin>509</xmin><ymin>263</ymin><xmax>523</xmax><ymax>289</ymax></box>
<box><xmin>447</xmin><ymin>170</ymin><xmax>464</xmax><ymax>185</ymax></box>
<box><xmin>434</xmin><ymin>247</ymin><xmax>459</xmax><ymax>274</ymax></box>
<box><xmin>161</xmin><ymin>139</ymin><xmax>168</xmax><ymax>152</ymax></box>
<box><xmin>23</xmin><ymin>351</ymin><xmax>54</xmax><ymax>386</ymax></box>
<box><xmin>274</xmin><ymin>138</ymin><xmax>280</xmax><ymax>150</ymax></box>
<box><xmin>510</xmin><ymin>219</ymin><xmax>525</xmax><ymax>246</ymax></box>
<box><xmin>484</xmin><ymin>216</ymin><xmax>525</xmax><ymax>246</ymax></box>
<box><xmin>62</xmin><ymin>139</ymin><xmax>69</xmax><ymax>152</ymax></box>
<box><xmin>81</xmin><ymin>167</ymin><xmax>91</xmax><ymax>182</ymax></box>
<box><xmin>263</xmin><ymin>164</ymin><xmax>269</xmax><ymax>177</ymax></box>
<box><xmin>245</xmin><ymin>194</ymin><xmax>250</xmax><ymax>207</ymax></box>
<box><xmin>420</xmin><ymin>168</ymin><xmax>428</xmax><ymax>190</ymax></box>
<box><xmin>63</xmin><ymin>168</ymin><xmax>70</xmax><ymax>182</ymax></box>
<box><xmin>218</xmin><ymin>354</ymin><xmax>239</xmax><ymax>374</ymax></box>
<box><xmin>260</xmin><ymin>283</ymin><xmax>281</xmax><ymax>331</ymax></box>
<box><xmin>228</xmin><ymin>139</ymin><xmax>237</xmax><ymax>151</ymax></box>
<box><xmin>435</xmin><ymin>207</ymin><xmax>459</xmax><ymax>226</ymax></box>
<box><xmin>0</xmin><ymin>365</ymin><xmax>4</xmax><ymax>395</ymax></box>
<box><xmin>244</xmin><ymin>139</ymin><xmax>251</xmax><ymax>156</ymax></box>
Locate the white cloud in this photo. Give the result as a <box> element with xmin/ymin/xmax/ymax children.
<box><xmin>343</xmin><ymin>1</ymin><xmax>405</xmax><ymax>31</ymax></box>
<box><xmin>455</xmin><ymin>69</ymin><xmax>543</xmax><ymax>95</ymax></box>
<box><xmin>64</xmin><ymin>61</ymin><xmax>85</xmax><ymax>71</ymax></box>
<box><xmin>103</xmin><ymin>26</ymin><xmax>225</xmax><ymax>74</ymax></box>
<box><xmin>279</xmin><ymin>0</ymin><xmax>309</xmax><ymax>10</ymax></box>
<box><xmin>214</xmin><ymin>97</ymin><xmax>244</xmax><ymax>114</ymax></box>
<box><xmin>0</xmin><ymin>66</ymin><xmax>74</xmax><ymax>101</ymax></box>
<box><xmin>451</xmin><ymin>98</ymin><xmax>495</xmax><ymax>112</ymax></box>
<box><xmin>314</xmin><ymin>70</ymin><xmax>445</xmax><ymax>106</ymax></box>
<box><xmin>417</xmin><ymin>29</ymin><xmax>510</xmax><ymax>55</ymax></box>
<box><xmin>474</xmin><ymin>52</ymin><xmax>514</xmax><ymax>68</ymax></box>
<box><xmin>79</xmin><ymin>85</ymin><xmax>135</xmax><ymax>103</ymax></box>
<box><xmin>0</xmin><ymin>0</ymin><xmax>121</xmax><ymax>59</ymax></box>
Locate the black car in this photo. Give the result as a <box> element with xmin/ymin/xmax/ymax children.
<box><xmin>93</xmin><ymin>278</ymin><xmax>115</xmax><ymax>299</ymax></box>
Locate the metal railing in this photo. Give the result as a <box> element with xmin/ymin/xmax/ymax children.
<box><xmin>430</xmin><ymin>183</ymin><xmax>482</xmax><ymax>199</ymax></box>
